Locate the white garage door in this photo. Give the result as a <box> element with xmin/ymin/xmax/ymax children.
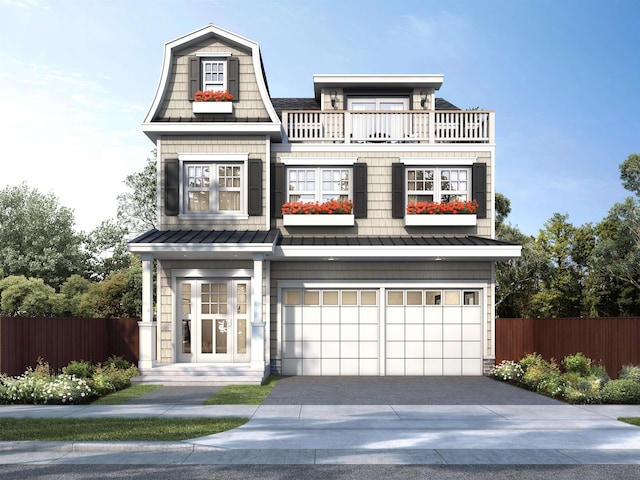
<box><xmin>281</xmin><ymin>287</ymin><xmax>483</xmax><ymax>376</ymax></box>
<box><xmin>386</xmin><ymin>289</ymin><xmax>483</xmax><ymax>376</ymax></box>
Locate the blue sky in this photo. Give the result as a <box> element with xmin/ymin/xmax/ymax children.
<box><xmin>1</xmin><ymin>0</ymin><xmax>638</xmax><ymax>235</ymax></box>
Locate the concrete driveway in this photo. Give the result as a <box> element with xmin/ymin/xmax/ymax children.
<box><xmin>263</xmin><ymin>376</ymin><xmax>561</xmax><ymax>405</ymax></box>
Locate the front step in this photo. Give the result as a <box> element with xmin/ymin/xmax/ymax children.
<box><xmin>132</xmin><ymin>363</ymin><xmax>268</xmax><ymax>386</ymax></box>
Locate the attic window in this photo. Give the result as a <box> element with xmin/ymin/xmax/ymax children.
<box><xmin>188</xmin><ymin>54</ymin><xmax>239</xmax><ymax>102</ymax></box>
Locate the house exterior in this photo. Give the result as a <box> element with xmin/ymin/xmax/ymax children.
<box><xmin>128</xmin><ymin>24</ymin><xmax>521</xmax><ymax>384</ymax></box>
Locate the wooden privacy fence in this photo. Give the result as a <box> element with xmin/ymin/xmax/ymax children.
<box><xmin>0</xmin><ymin>317</ymin><xmax>139</xmax><ymax>376</ymax></box>
<box><xmin>496</xmin><ymin>317</ymin><xmax>640</xmax><ymax>379</ymax></box>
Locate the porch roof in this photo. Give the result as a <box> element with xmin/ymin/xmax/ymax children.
<box><xmin>127</xmin><ymin>230</ymin><xmax>520</xmax><ymax>262</ymax></box>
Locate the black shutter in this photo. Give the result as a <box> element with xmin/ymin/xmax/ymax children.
<box><xmin>272</xmin><ymin>163</ymin><xmax>285</xmax><ymax>218</ymax></box>
<box><xmin>248</xmin><ymin>159</ymin><xmax>262</xmax><ymax>216</ymax></box>
<box><xmin>472</xmin><ymin>162</ymin><xmax>487</xmax><ymax>219</ymax></box>
<box><xmin>391</xmin><ymin>163</ymin><xmax>405</xmax><ymax>219</ymax></box>
<box><xmin>188</xmin><ymin>56</ymin><xmax>200</xmax><ymax>100</ymax></box>
<box><xmin>227</xmin><ymin>57</ymin><xmax>239</xmax><ymax>100</ymax></box>
<box><xmin>353</xmin><ymin>163</ymin><xmax>368</xmax><ymax>218</ymax></box>
<box><xmin>165</xmin><ymin>159</ymin><xmax>180</xmax><ymax>216</ymax></box>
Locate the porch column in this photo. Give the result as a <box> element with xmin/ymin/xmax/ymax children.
<box><xmin>251</xmin><ymin>254</ymin><xmax>266</xmax><ymax>371</ymax></box>
<box><xmin>138</xmin><ymin>254</ymin><xmax>156</xmax><ymax>369</ymax></box>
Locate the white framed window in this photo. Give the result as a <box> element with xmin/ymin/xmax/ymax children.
<box><xmin>287</xmin><ymin>167</ymin><xmax>351</xmax><ymax>203</ymax></box>
<box><xmin>406</xmin><ymin>167</ymin><xmax>470</xmax><ymax>204</ymax></box>
<box><xmin>202</xmin><ymin>59</ymin><xmax>227</xmax><ymax>91</ymax></box>
<box><xmin>347</xmin><ymin>97</ymin><xmax>409</xmax><ymax>111</ymax></box>
<box><xmin>183</xmin><ymin>162</ymin><xmax>244</xmax><ymax>214</ymax></box>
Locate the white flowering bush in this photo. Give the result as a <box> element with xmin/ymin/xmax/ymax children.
<box><xmin>490</xmin><ymin>360</ymin><xmax>524</xmax><ymax>383</ymax></box>
<box><xmin>0</xmin><ymin>356</ymin><xmax>137</xmax><ymax>405</ymax></box>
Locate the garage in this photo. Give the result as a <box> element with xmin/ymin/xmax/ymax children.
<box><xmin>281</xmin><ymin>286</ymin><xmax>484</xmax><ymax>376</ymax></box>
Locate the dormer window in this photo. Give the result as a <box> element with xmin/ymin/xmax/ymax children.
<box><xmin>188</xmin><ymin>53</ymin><xmax>239</xmax><ymax>103</ymax></box>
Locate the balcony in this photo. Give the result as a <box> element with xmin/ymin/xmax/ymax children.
<box><xmin>282</xmin><ymin>110</ymin><xmax>494</xmax><ymax>144</ymax></box>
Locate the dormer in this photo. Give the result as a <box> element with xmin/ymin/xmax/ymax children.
<box><xmin>142</xmin><ymin>24</ymin><xmax>281</xmax><ymax>143</ymax></box>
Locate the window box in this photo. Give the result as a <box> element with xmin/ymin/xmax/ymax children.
<box><xmin>193</xmin><ymin>102</ymin><xmax>233</xmax><ymax>114</ymax></box>
<box><xmin>283</xmin><ymin>214</ymin><xmax>355</xmax><ymax>227</ymax></box>
<box><xmin>404</xmin><ymin>214</ymin><xmax>477</xmax><ymax>227</ymax></box>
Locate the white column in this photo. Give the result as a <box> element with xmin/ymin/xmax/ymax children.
<box><xmin>251</xmin><ymin>254</ymin><xmax>265</xmax><ymax>371</ymax></box>
<box><xmin>138</xmin><ymin>254</ymin><xmax>156</xmax><ymax>370</ymax></box>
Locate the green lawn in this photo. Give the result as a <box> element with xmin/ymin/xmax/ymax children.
<box><xmin>91</xmin><ymin>384</ymin><xmax>162</xmax><ymax>405</ymax></box>
<box><xmin>0</xmin><ymin>417</ymin><xmax>247</xmax><ymax>441</ymax></box>
<box><xmin>620</xmin><ymin>417</ymin><xmax>640</xmax><ymax>427</ymax></box>
<box><xmin>204</xmin><ymin>375</ymin><xmax>279</xmax><ymax>405</ymax></box>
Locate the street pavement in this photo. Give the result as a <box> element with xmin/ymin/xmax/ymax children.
<box><xmin>1</xmin><ymin>401</ymin><xmax>640</xmax><ymax>464</ymax></box>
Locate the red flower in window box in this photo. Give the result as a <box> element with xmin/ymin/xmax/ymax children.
<box><xmin>282</xmin><ymin>200</ymin><xmax>354</xmax><ymax>215</ymax></box>
<box><xmin>406</xmin><ymin>200</ymin><xmax>478</xmax><ymax>215</ymax></box>
<box><xmin>193</xmin><ymin>90</ymin><xmax>234</xmax><ymax>102</ymax></box>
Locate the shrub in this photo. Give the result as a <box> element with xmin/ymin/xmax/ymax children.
<box><xmin>562</xmin><ymin>353</ymin><xmax>591</xmax><ymax>376</ymax></box>
<box><xmin>62</xmin><ymin>360</ymin><xmax>95</xmax><ymax>379</ymax></box>
<box><xmin>490</xmin><ymin>360</ymin><xmax>524</xmax><ymax>383</ymax></box>
<box><xmin>619</xmin><ymin>365</ymin><xmax>640</xmax><ymax>384</ymax></box>
<box><xmin>519</xmin><ymin>355</ymin><xmax>563</xmax><ymax>397</ymax></box>
<box><xmin>563</xmin><ymin>376</ymin><xmax>602</xmax><ymax>404</ymax></box>
<box><xmin>601</xmin><ymin>379</ymin><xmax>640</xmax><ymax>404</ymax></box>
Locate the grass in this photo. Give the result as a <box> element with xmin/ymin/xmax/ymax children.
<box><xmin>91</xmin><ymin>384</ymin><xmax>162</xmax><ymax>405</ymax></box>
<box><xmin>0</xmin><ymin>417</ymin><xmax>248</xmax><ymax>441</ymax></box>
<box><xmin>203</xmin><ymin>375</ymin><xmax>279</xmax><ymax>405</ymax></box>
<box><xmin>620</xmin><ymin>417</ymin><xmax>640</xmax><ymax>427</ymax></box>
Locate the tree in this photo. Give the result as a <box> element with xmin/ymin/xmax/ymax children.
<box><xmin>84</xmin><ymin>219</ymin><xmax>131</xmax><ymax>281</ymax></box>
<box><xmin>0</xmin><ymin>184</ymin><xmax>85</xmax><ymax>289</ymax></box>
<box><xmin>0</xmin><ymin>276</ymin><xmax>58</xmax><ymax>317</ymax></box>
<box><xmin>620</xmin><ymin>153</ymin><xmax>640</xmax><ymax>197</ymax></box>
<box><xmin>116</xmin><ymin>149</ymin><xmax>157</xmax><ymax>234</ymax></box>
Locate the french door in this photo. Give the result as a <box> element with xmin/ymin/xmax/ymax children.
<box><xmin>347</xmin><ymin>97</ymin><xmax>410</xmax><ymax>141</ymax></box>
<box><xmin>177</xmin><ymin>279</ymin><xmax>250</xmax><ymax>363</ymax></box>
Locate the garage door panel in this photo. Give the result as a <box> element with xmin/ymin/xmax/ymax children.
<box><xmin>321</xmin><ymin>307</ymin><xmax>340</xmax><ymax>323</ymax></box>
<box><xmin>282</xmin><ymin>341</ymin><xmax>302</xmax><ymax>358</ymax></box>
<box><xmin>303</xmin><ymin>307</ymin><xmax>321</xmax><ymax>324</ymax></box>
<box><xmin>443</xmin><ymin>341</ymin><xmax>462</xmax><ymax>358</ymax></box>
<box><xmin>386</xmin><ymin>341</ymin><xmax>405</xmax><ymax>358</ymax></box>
<box><xmin>425</xmin><ymin>359</ymin><xmax>443</xmax><ymax>375</ymax></box>
<box><xmin>321</xmin><ymin>324</ymin><xmax>340</xmax><ymax>341</ymax></box>
<box><xmin>425</xmin><ymin>307</ymin><xmax>443</xmax><ymax>323</ymax></box>
<box><xmin>386</xmin><ymin>306</ymin><xmax>404</xmax><ymax>323</ymax></box>
<box><xmin>462</xmin><ymin>341</ymin><xmax>482</xmax><ymax>358</ymax></box>
<box><xmin>283</xmin><ymin>305</ymin><xmax>302</xmax><ymax>324</ymax></box>
<box><xmin>462</xmin><ymin>358</ymin><xmax>483</xmax><ymax>375</ymax></box>
<box><xmin>405</xmin><ymin>341</ymin><xmax>424</xmax><ymax>358</ymax></box>
<box><xmin>462</xmin><ymin>308</ymin><xmax>482</xmax><ymax>324</ymax></box>
<box><xmin>443</xmin><ymin>359</ymin><xmax>462</xmax><ymax>375</ymax></box>
<box><xmin>425</xmin><ymin>341</ymin><xmax>443</xmax><ymax>358</ymax></box>
<box><xmin>341</xmin><ymin>358</ymin><xmax>359</xmax><ymax>375</ymax></box>
<box><xmin>322</xmin><ymin>341</ymin><xmax>340</xmax><ymax>357</ymax></box>
<box><xmin>341</xmin><ymin>324</ymin><xmax>359</xmax><ymax>341</ymax></box>
<box><xmin>360</xmin><ymin>324</ymin><xmax>378</xmax><ymax>341</ymax></box>
<box><xmin>462</xmin><ymin>324</ymin><xmax>482</xmax><ymax>341</ymax></box>
<box><xmin>282</xmin><ymin>359</ymin><xmax>302</xmax><ymax>375</ymax></box>
<box><xmin>386</xmin><ymin>325</ymin><xmax>405</xmax><ymax>342</ymax></box>
<box><xmin>405</xmin><ymin>307</ymin><xmax>423</xmax><ymax>323</ymax></box>
<box><xmin>443</xmin><ymin>324</ymin><xmax>461</xmax><ymax>341</ymax></box>
<box><xmin>341</xmin><ymin>306</ymin><xmax>358</xmax><ymax>322</ymax></box>
<box><xmin>425</xmin><ymin>325</ymin><xmax>443</xmax><ymax>341</ymax></box>
<box><xmin>386</xmin><ymin>358</ymin><xmax>405</xmax><ymax>375</ymax></box>
<box><xmin>360</xmin><ymin>359</ymin><xmax>379</xmax><ymax>375</ymax></box>
<box><xmin>443</xmin><ymin>308</ymin><xmax>462</xmax><ymax>324</ymax></box>
<box><xmin>283</xmin><ymin>323</ymin><xmax>301</xmax><ymax>342</ymax></box>
<box><xmin>340</xmin><ymin>341</ymin><xmax>359</xmax><ymax>357</ymax></box>
<box><xmin>302</xmin><ymin>341</ymin><xmax>321</xmax><ymax>358</ymax></box>
<box><xmin>302</xmin><ymin>324</ymin><xmax>321</xmax><ymax>341</ymax></box>
<box><xmin>405</xmin><ymin>324</ymin><xmax>423</xmax><ymax>340</ymax></box>
<box><xmin>322</xmin><ymin>358</ymin><xmax>340</xmax><ymax>375</ymax></box>
<box><xmin>360</xmin><ymin>306</ymin><xmax>378</xmax><ymax>323</ymax></box>
<box><xmin>303</xmin><ymin>358</ymin><xmax>321</xmax><ymax>375</ymax></box>
<box><xmin>360</xmin><ymin>341</ymin><xmax>378</xmax><ymax>358</ymax></box>
<box><xmin>406</xmin><ymin>359</ymin><xmax>424</xmax><ymax>375</ymax></box>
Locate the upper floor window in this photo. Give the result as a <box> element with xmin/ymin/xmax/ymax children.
<box><xmin>406</xmin><ymin>167</ymin><xmax>470</xmax><ymax>204</ymax></box>
<box><xmin>202</xmin><ymin>60</ymin><xmax>226</xmax><ymax>91</ymax></box>
<box><xmin>185</xmin><ymin>163</ymin><xmax>242</xmax><ymax>213</ymax></box>
<box><xmin>347</xmin><ymin>97</ymin><xmax>409</xmax><ymax>111</ymax></box>
<box><xmin>287</xmin><ymin>167</ymin><xmax>351</xmax><ymax>203</ymax></box>
<box><xmin>164</xmin><ymin>154</ymin><xmax>263</xmax><ymax>218</ymax></box>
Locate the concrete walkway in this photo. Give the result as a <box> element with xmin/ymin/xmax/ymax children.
<box><xmin>1</xmin><ymin>403</ymin><xmax>640</xmax><ymax>464</ymax></box>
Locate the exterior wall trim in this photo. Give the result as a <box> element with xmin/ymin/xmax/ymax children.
<box><xmin>400</xmin><ymin>157</ymin><xmax>477</xmax><ymax>166</ymax></box>
<box><xmin>281</xmin><ymin>157</ymin><xmax>359</xmax><ymax>166</ymax></box>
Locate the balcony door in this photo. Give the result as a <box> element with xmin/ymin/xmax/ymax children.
<box><xmin>347</xmin><ymin>97</ymin><xmax>410</xmax><ymax>141</ymax></box>
<box><xmin>177</xmin><ymin>278</ymin><xmax>250</xmax><ymax>363</ymax></box>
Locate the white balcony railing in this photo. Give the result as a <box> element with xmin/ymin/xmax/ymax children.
<box><xmin>282</xmin><ymin>110</ymin><xmax>494</xmax><ymax>144</ymax></box>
